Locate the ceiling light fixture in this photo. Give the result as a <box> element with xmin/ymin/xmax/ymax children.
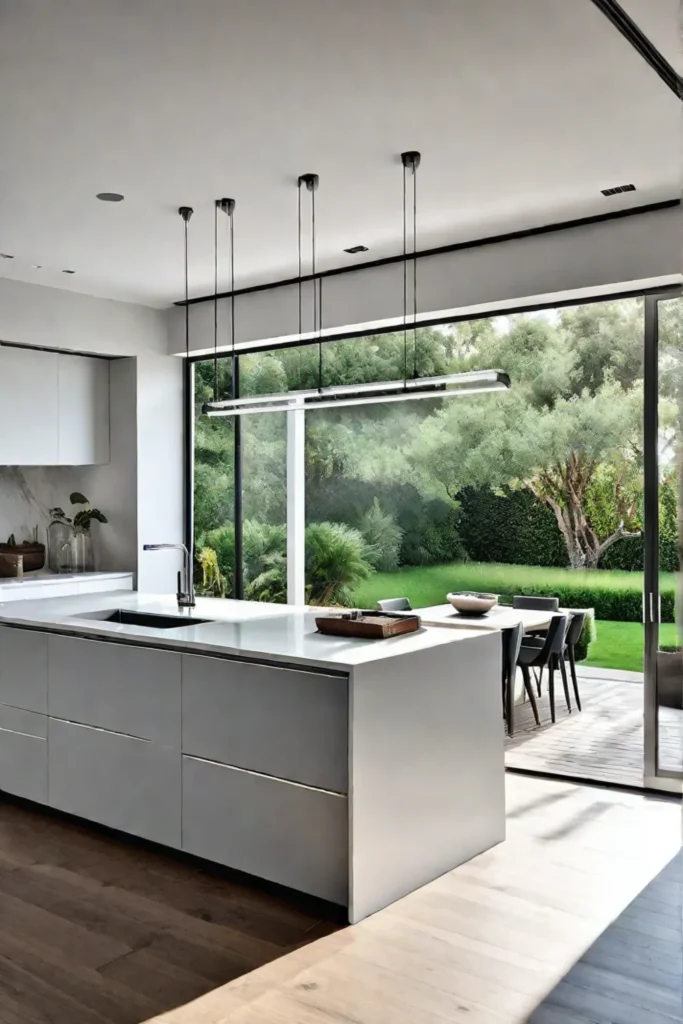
<box><xmin>62</xmin><ymin>269</ymin><xmax>75</xmax><ymax>274</ymax></box>
<box><xmin>344</xmin><ymin>244</ymin><xmax>369</xmax><ymax>254</ymax></box>
<box><xmin>0</xmin><ymin>253</ymin><xmax>14</xmax><ymax>259</ymax></box>
<box><xmin>178</xmin><ymin>206</ymin><xmax>193</xmax><ymax>363</ymax></box>
<box><xmin>32</xmin><ymin>264</ymin><xmax>42</xmax><ymax>269</ymax></box>
<box><xmin>203</xmin><ymin>151</ymin><xmax>510</xmax><ymax>418</ymax></box>
<box><xmin>96</xmin><ymin>192</ymin><xmax>125</xmax><ymax>202</ymax></box>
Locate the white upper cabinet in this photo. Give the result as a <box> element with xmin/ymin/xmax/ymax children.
<box><xmin>0</xmin><ymin>346</ymin><xmax>60</xmax><ymax>464</ymax></box>
<box><xmin>57</xmin><ymin>353</ymin><xmax>110</xmax><ymax>465</ymax></box>
<box><xmin>0</xmin><ymin>346</ymin><xmax>109</xmax><ymax>465</ymax></box>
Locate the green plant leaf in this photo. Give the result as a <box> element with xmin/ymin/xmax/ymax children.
<box><xmin>70</xmin><ymin>492</ymin><xmax>89</xmax><ymax>506</ymax></box>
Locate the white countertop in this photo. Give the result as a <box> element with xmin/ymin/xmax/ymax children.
<box><xmin>0</xmin><ymin>591</ymin><xmax>492</xmax><ymax>670</ymax></box>
<box><xmin>0</xmin><ymin>570</ymin><xmax>133</xmax><ymax>590</ymax></box>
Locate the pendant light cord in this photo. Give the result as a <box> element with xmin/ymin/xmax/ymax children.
<box><xmin>184</xmin><ymin>218</ymin><xmax>189</xmax><ymax>361</ymax></box>
<box><xmin>213</xmin><ymin>202</ymin><xmax>218</xmax><ymax>401</ymax></box>
<box><xmin>403</xmin><ymin>161</ymin><xmax>408</xmax><ymax>388</ymax></box>
<box><xmin>312</xmin><ymin>184</ymin><xmax>322</xmax><ymax>392</ymax></box>
<box><xmin>413</xmin><ymin>160</ymin><xmax>418</xmax><ymax>380</ymax></box>
<box><xmin>230</xmin><ymin>204</ymin><xmax>236</xmax><ymax>396</ymax></box>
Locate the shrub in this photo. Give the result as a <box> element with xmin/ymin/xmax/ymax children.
<box><xmin>196</xmin><ymin>520</ymin><xmax>286</xmax><ymax>600</ymax></box>
<box><xmin>197</xmin><ymin>519</ymin><xmax>374</xmax><ymax>606</ymax></box>
<box><xmin>359</xmin><ymin>499</ymin><xmax>403</xmax><ymax>572</ymax></box>
<box><xmin>305</xmin><ymin>522</ymin><xmax>373</xmax><ymax>606</ymax></box>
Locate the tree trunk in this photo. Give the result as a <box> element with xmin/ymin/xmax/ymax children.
<box><xmin>525</xmin><ymin>482</ymin><xmax>639</xmax><ymax>570</ymax></box>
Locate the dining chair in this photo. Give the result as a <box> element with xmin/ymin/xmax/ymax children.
<box><xmin>516</xmin><ymin>615</ymin><xmax>569</xmax><ymax>725</ymax></box>
<box><xmin>512</xmin><ymin>595</ymin><xmax>560</xmax><ymax>612</ymax></box>
<box><xmin>563</xmin><ymin>611</ymin><xmax>585</xmax><ymax>712</ymax></box>
<box><xmin>502</xmin><ymin>622</ymin><xmax>524</xmax><ymax>737</ymax></box>
<box><xmin>377</xmin><ymin>597</ymin><xmax>412</xmax><ymax>612</ymax></box>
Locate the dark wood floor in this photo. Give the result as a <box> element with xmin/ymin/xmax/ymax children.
<box><xmin>0</xmin><ymin>795</ymin><xmax>339</xmax><ymax>1024</ymax></box>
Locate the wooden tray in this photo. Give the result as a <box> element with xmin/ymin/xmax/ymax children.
<box><xmin>0</xmin><ymin>542</ymin><xmax>45</xmax><ymax>576</ymax></box>
<box><xmin>316</xmin><ymin>611</ymin><xmax>421</xmax><ymax>639</ymax></box>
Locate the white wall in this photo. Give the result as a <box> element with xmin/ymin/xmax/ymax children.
<box><xmin>0</xmin><ymin>279</ymin><xmax>184</xmax><ymax>591</ymax></box>
<box><xmin>168</xmin><ymin>204</ymin><xmax>683</xmax><ymax>355</ymax></box>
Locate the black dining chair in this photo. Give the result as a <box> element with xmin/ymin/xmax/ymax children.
<box><xmin>502</xmin><ymin>622</ymin><xmax>524</xmax><ymax>737</ymax></box>
<box><xmin>563</xmin><ymin>611</ymin><xmax>586</xmax><ymax>712</ymax></box>
<box><xmin>377</xmin><ymin>597</ymin><xmax>412</xmax><ymax>612</ymax></box>
<box><xmin>516</xmin><ymin>615</ymin><xmax>569</xmax><ymax>725</ymax></box>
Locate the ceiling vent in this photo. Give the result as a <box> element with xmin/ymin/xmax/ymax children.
<box><xmin>600</xmin><ymin>183</ymin><xmax>636</xmax><ymax>196</ymax></box>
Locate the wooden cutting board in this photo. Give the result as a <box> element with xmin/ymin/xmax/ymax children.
<box><xmin>316</xmin><ymin>612</ymin><xmax>421</xmax><ymax>639</ymax></box>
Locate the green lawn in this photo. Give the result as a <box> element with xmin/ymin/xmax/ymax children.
<box><xmin>353</xmin><ymin>561</ymin><xmax>679</xmax><ymax>674</ymax></box>
<box><xmin>353</xmin><ymin>561</ymin><xmax>675</xmax><ymax>610</ymax></box>
<box><xmin>584</xmin><ymin>620</ymin><xmax>678</xmax><ymax>673</ymax></box>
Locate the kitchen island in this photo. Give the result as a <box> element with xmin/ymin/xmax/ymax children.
<box><xmin>0</xmin><ymin>591</ymin><xmax>505</xmax><ymax>923</ymax></box>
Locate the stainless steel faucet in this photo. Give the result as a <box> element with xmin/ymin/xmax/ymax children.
<box><xmin>142</xmin><ymin>543</ymin><xmax>196</xmax><ymax>607</ymax></box>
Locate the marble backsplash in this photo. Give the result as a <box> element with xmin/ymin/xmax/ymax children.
<box><xmin>0</xmin><ymin>466</ymin><xmax>96</xmax><ymax>546</ymax></box>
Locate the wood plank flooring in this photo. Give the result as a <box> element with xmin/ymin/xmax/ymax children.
<box><xmin>0</xmin><ymin>796</ymin><xmax>339</xmax><ymax>1024</ymax></box>
<box><xmin>150</xmin><ymin>775</ymin><xmax>682</xmax><ymax>1024</ymax></box>
<box><xmin>505</xmin><ymin>670</ymin><xmax>683</xmax><ymax>786</ymax></box>
<box><xmin>1</xmin><ymin>776</ymin><xmax>680</xmax><ymax>1024</ymax></box>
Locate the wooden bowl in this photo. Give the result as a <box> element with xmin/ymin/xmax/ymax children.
<box><xmin>447</xmin><ymin>591</ymin><xmax>498</xmax><ymax>616</ymax></box>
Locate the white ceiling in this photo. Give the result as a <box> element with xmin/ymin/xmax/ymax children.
<box><xmin>0</xmin><ymin>0</ymin><xmax>679</xmax><ymax>308</ymax></box>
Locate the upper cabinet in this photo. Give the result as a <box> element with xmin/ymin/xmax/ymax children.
<box><xmin>57</xmin><ymin>353</ymin><xmax>110</xmax><ymax>465</ymax></box>
<box><xmin>0</xmin><ymin>346</ymin><xmax>110</xmax><ymax>466</ymax></box>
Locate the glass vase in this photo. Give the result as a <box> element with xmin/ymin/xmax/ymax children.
<box><xmin>68</xmin><ymin>531</ymin><xmax>94</xmax><ymax>573</ymax></box>
<box><xmin>47</xmin><ymin>522</ymin><xmax>73</xmax><ymax>573</ymax></box>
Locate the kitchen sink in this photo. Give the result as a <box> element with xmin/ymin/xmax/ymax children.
<box><xmin>74</xmin><ymin>609</ymin><xmax>213</xmax><ymax>629</ymax></box>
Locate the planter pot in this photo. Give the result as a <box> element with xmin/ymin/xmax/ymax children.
<box><xmin>656</xmin><ymin>649</ymin><xmax>682</xmax><ymax>710</ymax></box>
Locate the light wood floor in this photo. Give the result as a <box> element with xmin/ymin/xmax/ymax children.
<box><xmin>1</xmin><ymin>776</ymin><xmax>680</xmax><ymax>1024</ymax></box>
<box><xmin>147</xmin><ymin>774</ymin><xmax>682</xmax><ymax>1024</ymax></box>
<box><xmin>505</xmin><ymin>671</ymin><xmax>683</xmax><ymax>786</ymax></box>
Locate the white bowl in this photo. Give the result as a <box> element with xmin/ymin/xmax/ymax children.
<box><xmin>447</xmin><ymin>591</ymin><xmax>498</xmax><ymax>616</ymax></box>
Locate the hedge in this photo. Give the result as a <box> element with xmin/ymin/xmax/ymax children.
<box><xmin>498</xmin><ymin>578</ymin><xmax>674</xmax><ymax>624</ymax></box>
<box><xmin>457</xmin><ymin>486</ymin><xmax>567</xmax><ymax>568</ymax></box>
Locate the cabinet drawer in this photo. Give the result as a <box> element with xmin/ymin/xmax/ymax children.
<box><xmin>182</xmin><ymin>654</ymin><xmax>348</xmax><ymax>792</ymax></box>
<box><xmin>0</xmin><ymin>627</ymin><xmax>48</xmax><ymax>713</ymax></box>
<box><xmin>48</xmin><ymin>635</ymin><xmax>181</xmax><ymax>745</ymax></box>
<box><xmin>182</xmin><ymin>755</ymin><xmax>348</xmax><ymax>905</ymax></box>
<box><xmin>0</xmin><ymin>705</ymin><xmax>47</xmax><ymax>803</ymax></box>
<box><xmin>48</xmin><ymin>718</ymin><xmax>181</xmax><ymax>847</ymax></box>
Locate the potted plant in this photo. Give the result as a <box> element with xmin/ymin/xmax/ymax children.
<box><xmin>656</xmin><ymin>645</ymin><xmax>682</xmax><ymax>710</ymax></box>
<box><xmin>48</xmin><ymin>492</ymin><xmax>108</xmax><ymax>573</ymax></box>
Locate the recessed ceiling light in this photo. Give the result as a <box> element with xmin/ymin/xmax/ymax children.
<box><xmin>62</xmin><ymin>269</ymin><xmax>76</xmax><ymax>274</ymax></box>
<box><xmin>0</xmin><ymin>253</ymin><xmax>14</xmax><ymax>259</ymax></box>
<box><xmin>96</xmin><ymin>192</ymin><xmax>124</xmax><ymax>202</ymax></box>
<box><xmin>344</xmin><ymin>244</ymin><xmax>369</xmax><ymax>254</ymax></box>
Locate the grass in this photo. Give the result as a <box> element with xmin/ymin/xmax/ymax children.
<box><xmin>584</xmin><ymin>621</ymin><xmax>678</xmax><ymax>673</ymax></box>
<box><xmin>353</xmin><ymin>561</ymin><xmax>680</xmax><ymax>674</ymax></box>
<box><xmin>353</xmin><ymin>561</ymin><xmax>676</xmax><ymax>611</ymax></box>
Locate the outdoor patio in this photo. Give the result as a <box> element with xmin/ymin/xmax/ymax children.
<box><xmin>505</xmin><ymin>667</ymin><xmax>683</xmax><ymax>787</ymax></box>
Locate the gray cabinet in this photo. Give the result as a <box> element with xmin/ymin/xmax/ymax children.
<box><xmin>182</xmin><ymin>755</ymin><xmax>348</xmax><ymax>905</ymax></box>
<box><xmin>0</xmin><ymin>704</ymin><xmax>47</xmax><ymax>803</ymax></box>
<box><xmin>48</xmin><ymin>635</ymin><xmax>181</xmax><ymax>745</ymax></box>
<box><xmin>182</xmin><ymin>654</ymin><xmax>348</xmax><ymax>792</ymax></box>
<box><xmin>0</xmin><ymin>627</ymin><xmax>48</xmax><ymax>713</ymax></box>
<box><xmin>49</xmin><ymin>718</ymin><xmax>181</xmax><ymax>846</ymax></box>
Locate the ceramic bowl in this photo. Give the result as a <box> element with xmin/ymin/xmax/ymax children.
<box><xmin>446</xmin><ymin>591</ymin><xmax>498</xmax><ymax>616</ymax></box>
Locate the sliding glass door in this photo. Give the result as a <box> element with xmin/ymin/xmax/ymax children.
<box><xmin>643</xmin><ymin>292</ymin><xmax>683</xmax><ymax>792</ymax></box>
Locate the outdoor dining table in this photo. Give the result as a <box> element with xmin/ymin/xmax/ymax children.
<box><xmin>416</xmin><ymin>603</ymin><xmax>567</xmax><ymax>735</ymax></box>
<box><xmin>416</xmin><ymin>603</ymin><xmax>560</xmax><ymax>633</ymax></box>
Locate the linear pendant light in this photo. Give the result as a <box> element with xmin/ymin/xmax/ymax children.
<box><xmin>202</xmin><ymin>151</ymin><xmax>510</xmax><ymax>417</ymax></box>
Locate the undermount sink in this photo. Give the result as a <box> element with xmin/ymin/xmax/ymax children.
<box><xmin>74</xmin><ymin>609</ymin><xmax>213</xmax><ymax>630</ymax></box>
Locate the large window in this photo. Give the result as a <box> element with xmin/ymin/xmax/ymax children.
<box><xmin>192</xmin><ymin>293</ymin><xmax>683</xmax><ymax>790</ymax></box>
